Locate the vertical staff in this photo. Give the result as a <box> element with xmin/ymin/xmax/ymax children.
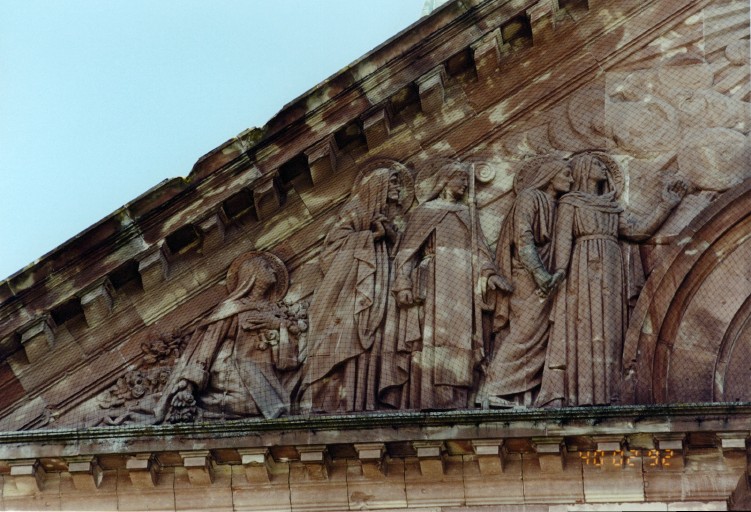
<box><xmin>468</xmin><ymin>163</ymin><xmax>484</xmax><ymax>364</ymax></box>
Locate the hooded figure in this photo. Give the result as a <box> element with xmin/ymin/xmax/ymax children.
<box><xmin>297</xmin><ymin>164</ymin><xmax>412</xmax><ymax>413</ymax></box>
<box><xmin>477</xmin><ymin>157</ymin><xmax>572</xmax><ymax>407</ymax></box>
<box><xmin>536</xmin><ymin>152</ymin><xmax>685</xmax><ymax>407</ymax></box>
<box><xmin>155</xmin><ymin>252</ymin><xmax>300</xmax><ymax>422</ymax></box>
<box><xmin>379</xmin><ymin>161</ymin><xmax>512</xmax><ymax>410</ymax></box>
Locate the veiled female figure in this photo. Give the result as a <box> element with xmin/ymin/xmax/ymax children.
<box><xmin>298</xmin><ymin>163</ymin><xmax>413</xmax><ymax>413</ymax></box>
<box><xmin>477</xmin><ymin>157</ymin><xmax>572</xmax><ymax>407</ymax></box>
<box><xmin>155</xmin><ymin>252</ymin><xmax>302</xmax><ymax>422</ymax></box>
<box><xmin>536</xmin><ymin>153</ymin><xmax>686</xmax><ymax>407</ymax></box>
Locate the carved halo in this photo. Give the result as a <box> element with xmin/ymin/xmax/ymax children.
<box><xmin>225</xmin><ymin>251</ymin><xmax>289</xmax><ymax>301</ymax></box>
<box><xmin>352</xmin><ymin>158</ymin><xmax>415</xmax><ymax>209</ymax></box>
<box><xmin>571</xmin><ymin>150</ymin><xmax>624</xmax><ymax>198</ymax></box>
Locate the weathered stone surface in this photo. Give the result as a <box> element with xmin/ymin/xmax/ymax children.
<box><xmin>0</xmin><ymin>0</ymin><xmax>749</xmax><ymax>509</ymax></box>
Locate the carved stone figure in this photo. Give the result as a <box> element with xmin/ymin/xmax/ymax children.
<box><xmin>155</xmin><ymin>252</ymin><xmax>306</xmax><ymax>422</ymax></box>
<box><xmin>477</xmin><ymin>156</ymin><xmax>572</xmax><ymax>408</ymax></box>
<box><xmin>536</xmin><ymin>152</ymin><xmax>687</xmax><ymax>407</ymax></box>
<box><xmin>298</xmin><ymin>162</ymin><xmax>413</xmax><ymax>413</ymax></box>
<box><xmin>379</xmin><ymin>160</ymin><xmax>513</xmax><ymax>410</ymax></box>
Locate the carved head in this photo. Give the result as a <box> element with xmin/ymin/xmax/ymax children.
<box><xmin>513</xmin><ymin>156</ymin><xmax>571</xmax><ymax>194</ymax></box>
<box><xmin>427</xmin><ymin>161</ymin><xmax>469</xmax><ymax>202</ymax></box>
<box><xmin>225</xmin><ymin>252</ymin><xmax>289</xmax><ymax>302</ymax></box>
<box><xmin>569</xmin><ymin>152</ymin><xmax>623</xmax><ymax>197</ymax></box>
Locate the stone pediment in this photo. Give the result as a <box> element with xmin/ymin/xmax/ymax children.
<box><xmin>0</xmin><ymin>0</ymin><xmax>749</xmax><ymax>432</ymax></box>
<box><xmin>0</xmin><ymin>0</ymin><xmax>749</xmax><ymax>508</ymax></box>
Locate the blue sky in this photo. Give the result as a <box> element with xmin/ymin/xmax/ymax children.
<box><xmin>0</xmin><ymin>1</ymin><xmax>423</xmax><ymax>280</ymax></box>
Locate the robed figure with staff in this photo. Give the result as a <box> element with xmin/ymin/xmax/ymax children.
<box><xmin>379</xmin><ymin>160</ymin><xmax>513</xmax><ymax>410</ymax></box>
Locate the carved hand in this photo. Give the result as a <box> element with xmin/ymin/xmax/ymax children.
<box><xmin>548</xmin><ymin>270</ymin><xmax>566</xmax><ymax>292</ymax></box>
<box><xmin>242</xmin><ymin>311</ymin><xmax>282</xmax><ymax>331</ymax></box>
<box><xmin>396</xmin><ymin>290</ymin><xmax>414</xmax><ymax>307</ymax></box>
<box><xmin>488</xmin><ymin>274</ymin><xmax>514</xmax><ymax>293</ymax></box>
<box><xmin>661</xmin><ymin>178</ymin><xmax>688</xmax><ymax>209</ymax></box>
<box><xmin>531</xmin><ymin>267</ymin><xmax>553</xmax><ymax>293</ymax></box>
<box><xmin>171</xmin><ymin>379</ymin><xmax>196</xmax><ymax>408</ymax></box>
<box><xmin>371</xmin><ymin>214</ymin><xmax>388</xmax><ymax>240</ymax></box>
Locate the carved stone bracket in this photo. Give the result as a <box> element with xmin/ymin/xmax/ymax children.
<box><xmin>533</xmin><ymin>437</ymin><xmax>566</xmax><ymax>473</ymax></box>
<box><xmin>137</xmin><ymin>246</ymin><xmax>169</xmax><ymax>292</ymax></box>
<box><xmin>471</xmin><ymin>28</ymin><xmax>503</xmax><ymax>80</ymax></box>
<box><xmin>354</xmin><ymin>443</ymin><xmax>386</xmax><ymax>479</ymax></box>
<box><xmin>362</xmin><ymin>106</ymin><xmax>393</xmax><ymax>149</ymax></box>
<box><xmin>126</xmin><ymin>453</ymin><xmax>160</xmax><ymax>488</ymax></box>
<box><xmin>252</xmin><ymin>172</ymin><xmax>282</xmax><ymax>221</ymax></box>
<box><xmin>655</xmin><ymin>433</ymin><xmax>686</xmax><ymax>470</ymax></box>
<box><xmin>180</xmin><ymin>450</ymin><xmax>214</xmax><ymax>486</ymax></box>
<box><xmin>8</xmin><ymin>459</ymin><xmax>46</xmax><ymax>494</ymax></box>
<box><xmin>80</xmin><ymin>278</ymin><xmax>115</xmax><ymax>328</ymax></box>
<box><xmin>527</xmin><ymin>0</ymin><xmax>557</xmax><ymax>44</ymax></box>
<box><xmin>416</xmin><ymin>65</ymin><xmax>447</xmax><ymax>114</ymax></box>
<box><xmin>413</xmin><ymin>441</ymin><xmax>445</xmax><ymax>478</ymax></box>
<box><xmin>66</xmin><ymin>455</ymin><xmax>104</xmax><ymax>491</ymax></box>
<box><xmin>238</xmin><ymin>447</ymin><xmax>273</xmax><ymax>484</ymax></box>
<box><xmin>471</xmin><ymin>439</ymin><xmax>505</xmax><ymax>475</ymax></box>
<box><xmin>19</xmin><ymin>316</ymin><xmax>56</xmax><ymax>364</ymax></box>
<box><xmin>198</xmin><ymin>213</ymin><xmax>226</xmax><ymax>254</ymax></box>
<box><xmin>717</xmin><ymin>432</ymin><xmax>750</xmax><ymax>451</ymax></box>
<box><xmin>297</xmin><ymin>445</ymin><xmax>329</xmax><ymax>481</ymax></box>
<box><xmin>305</xmin><ymin>136</ymin><xmax>338</xmax><ymax>185</ymax></box>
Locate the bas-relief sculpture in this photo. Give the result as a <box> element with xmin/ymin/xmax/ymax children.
<box><xmin>379</xmin><ymin>161</ymin><xmax>512</xmax><ymax>410</ymax></box>
<box><xmin>85</xmin><ymin>150</ymin><xmax>696</xmax><ymax>426</ymax></box>
<box><xmin>154</xmin><ymin>251</ymin><xmax>308</xmax><ymax>422</ymax></box>
<box><xmin>298</xmin><ymin>162</ymin><xmax>413</xmax><ymax>413</ymax></box>
<box><xmin>535</xmin><ymin>153</ymin><xmax>687</xmax><ymax>407</ymax></box>
<box><xmin>477</xmin><ymin>156</ymin><xmax>572</xmax><ymax>408</ymax></box>
<box><xmin>86</xmin><ymin>152</ymin><xmax>696</xmax><ymax>425</ymax></box>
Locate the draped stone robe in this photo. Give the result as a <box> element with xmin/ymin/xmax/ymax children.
<box><xmin>479</xmin><ymin>188</ymin><xmax>556</xmax><ymax>401</ymax></box>
<box><xmin>380</xmin><ymin>198</ymin><xmax>496</xmax><ymax>410</ymax></box>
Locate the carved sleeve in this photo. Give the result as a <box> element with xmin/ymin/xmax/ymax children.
<box><xmin>618</xmin><ymin>203</ymin><xmax>672</xmax><ymax>242</ymax></box>
<box><xmin>513</xmin><ymin>192</ymin><xmax>538</xmax><ymax>251</ymax></box>
<box><xmin>553</xmin><ymin>202</ymin><xmax>575</xmax><ymax>274</ymax></box>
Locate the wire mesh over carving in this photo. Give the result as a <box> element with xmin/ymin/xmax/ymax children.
<box><xmin>44</xmin><ymin>0</ymin><xmax>750</xmax><ymax>429</ymax></box>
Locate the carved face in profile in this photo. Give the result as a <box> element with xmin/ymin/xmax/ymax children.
<box><xmin>443</xmin><ymin>168</ymin><xmax>468</xmax><ymax>201</ymax></box>
<box><xmin>551</xmin><ymin>166</ymin><xmax>574</xmax><ymax>194</ymax></box>
<box><xmin>387</xmin><ymin>171</ymin><xmax>403</xmax><ymax>203</ymax></box>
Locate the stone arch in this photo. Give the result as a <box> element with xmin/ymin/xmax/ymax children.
<box><xmin>623</xmin><ymin>179</ymin><xmax>751</xmax><ymax>404</ymax></box>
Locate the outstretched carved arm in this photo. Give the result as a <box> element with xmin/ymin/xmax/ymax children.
<box><xmin>619</xmin><ymin>179</ymin><xmax>688</xmax><ymax>242</ymax></box>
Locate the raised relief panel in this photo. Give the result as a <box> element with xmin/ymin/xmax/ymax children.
<box><xmin>299</xmin><ymin>161</ymin><xmax>412</xmax><ymax>414</ymax></box>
